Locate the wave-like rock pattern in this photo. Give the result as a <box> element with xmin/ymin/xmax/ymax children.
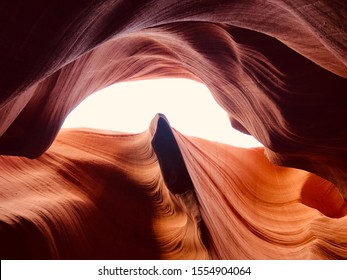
<box><xmin>0</xmin><ymin>117</ymin><xmax>208</xmax><ymax>259</ymax></box>
<box><xmin>0</xmin><ymin>1</ymin><xmax>347</xmax><ymax>259</ymax></box>
<box><xmin>175</xmin><ymin>126</ymin><xmax>347</xmax><ymax>259</ymax></box>
<box><xmin>1</xmin><ymin>115</ymin><xmax>346</xmax><ymax>259</ymax></box>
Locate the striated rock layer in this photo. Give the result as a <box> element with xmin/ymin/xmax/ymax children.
<box><xmin>1</xmin><ymin>115</ymin><xmax>346</xmax><ymax>259</ymax></box>
<box><xmin>0</xmin><ymin>1</ymin><xmax>347</xmax><ymax>259</ymax></box>
<box><xmin>0</xmin><ymin>116</ymin><xmax>209</xmax><ymax>259</ymax></box>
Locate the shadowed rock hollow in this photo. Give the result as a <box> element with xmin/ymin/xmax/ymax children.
<box><xmin>0</xmin><ymin>0</ymin><xmax>347</xmax><ymax>259</ymax></box>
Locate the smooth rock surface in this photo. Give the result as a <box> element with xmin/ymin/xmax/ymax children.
<box><xmin>0</xmin><ymin>0</ymin><xmax>347</xmax><ymax>259</ymax></box>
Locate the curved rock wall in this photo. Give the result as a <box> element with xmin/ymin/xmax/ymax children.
<box><xmin>0</xmin><ymin>0</ymin><xmax>347</xmax><ymax>259</ymax></box>
<box><xmin>1</xmin><ymin>116</ymin><xmax>346</xmax><ymax>259</ymax></box>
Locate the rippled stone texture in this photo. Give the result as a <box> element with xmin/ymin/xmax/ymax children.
<box><xmin>1</xmin><ymin>115</ymin><xmax>346</xmax><ymax>259</ymax></box>
<box><xmin>0</xmin><ymin>0</ymin><xmax>347</xmax><ymax>259</ymax></box>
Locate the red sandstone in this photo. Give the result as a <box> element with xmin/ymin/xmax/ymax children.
<box><xmin>0</xmin><ymin>1</ymin><xmax>347</xmax><ymax>259</ymax></box>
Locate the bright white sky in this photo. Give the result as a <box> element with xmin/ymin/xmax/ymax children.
<box><xmin>62</xmin><ymin>78</ymin><xmax>262</xmax><ymax>148</ymax></box>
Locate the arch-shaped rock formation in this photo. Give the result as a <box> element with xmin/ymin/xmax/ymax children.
<box><xmin>0</xmin><ymin>0</ymin><xmax>347</xmax><ymax>259</ymax></box>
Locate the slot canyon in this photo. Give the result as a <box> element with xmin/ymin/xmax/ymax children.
<box><xmin>0</xmin><ymin>0</ymin><xmax>347</xmax><ymax>259</ymax></box>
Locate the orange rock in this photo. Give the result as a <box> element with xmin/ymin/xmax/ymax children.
<box><xmin>0</xmin><ymin>0</ymin><xmax>347</xmax><ymax>259</ymax></box>
<box><xmin>1</xmin><ymin>116</ymin><xmax>346</xmax><ymax>259</ymax></box>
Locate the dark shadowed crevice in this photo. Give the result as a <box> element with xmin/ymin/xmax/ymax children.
<box><xmin>0</xmin><ymin>219</ymin><xmax>52</xmax><ymax>259</ymax></box>
<box><xmin>151</xmin><ymin>114</ymin><xmax>211</xmax><ymax>258</ymax></box>
<box><xmin>151</xmin><ymin>114</ymin><xmax>195</xmax><ymax>195</ymax></box>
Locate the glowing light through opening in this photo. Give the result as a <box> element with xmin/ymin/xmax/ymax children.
<box><xmin>62</xmin><ymin>78</ymin><xmax>262</xmax><ymax>148</ymax></box>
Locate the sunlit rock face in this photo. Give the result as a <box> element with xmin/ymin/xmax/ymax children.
<box><xmin>0</xmin><ymin>1</ymin><xmax>347</xmax><ymax>259</ymax></box>
<box><xmin>0</xmin><ymin>117</ymin><xmax>209</xmax><ymax>259</ymax></box>
<box><xmin>1</xmin><ymin>115</ymin><xmax>346</xmax><ymax>259</ymax></box>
